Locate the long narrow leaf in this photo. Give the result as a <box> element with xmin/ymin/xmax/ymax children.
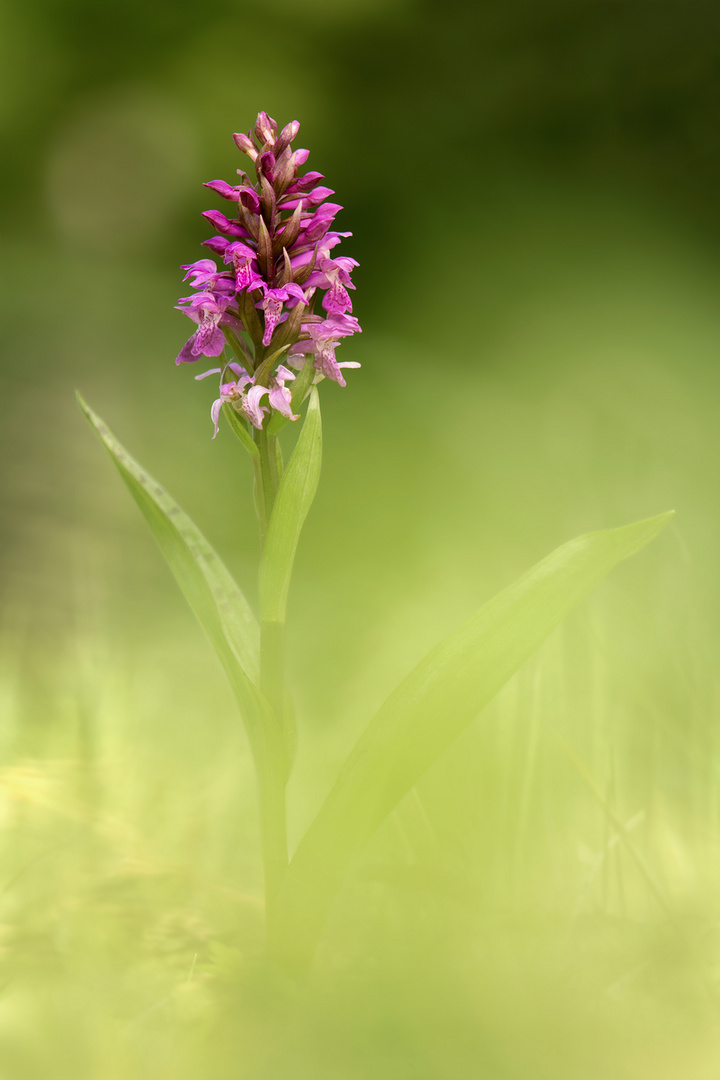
<box><xmin>271</xmin><ymin>511</ymin><xmax>674</xmax><ymax>966</ymax></box>
<box><xmin>77</xmin><ymin>394</ymin><xmax>271</xmax><ymax>757</ymax></box>
<box><xmin>259</xmin><ymin>387</ymin><xmax>322</xmax><ymax>624</ymax></box>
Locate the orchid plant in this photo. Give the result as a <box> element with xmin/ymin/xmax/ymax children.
<box><xmin>78</xmin><ymin>112</ymin><xmax>672</xmax><ymax>970</ymax></box>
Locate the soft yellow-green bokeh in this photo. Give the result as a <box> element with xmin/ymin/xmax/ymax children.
<box><xmin>1</xmin><ymin>1</ymin><xmax>720</xmax><ymax>1076</ymax></box>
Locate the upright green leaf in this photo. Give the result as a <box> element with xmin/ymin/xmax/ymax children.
<box><xmin>271</xmin><ymin>511</ymin><xmax>674</xmax><ymax>967</ymax></box>
<box><xmin>259</xmin><ymin>387</ymin><xmax>322</xmax><ymax>624</ymax></box>
<box><xmin>77</xmin><ymin>394</ymin><xmax>273</xmax><ymax>764</ymax></box>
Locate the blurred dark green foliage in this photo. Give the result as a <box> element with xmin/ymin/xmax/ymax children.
<box><xmin>3</xmin><ymin>0</ymin><xmax>720</xmax><ymax>249</ymax></box>
<box><xmin>1</xmin><ymin>1</ymin><xmax>720</xmax><ymax>1076</ymax></box>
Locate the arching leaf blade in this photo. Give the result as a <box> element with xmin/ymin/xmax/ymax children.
<box><xmin>76</xmin><ymin>393</ymin><xmax>267</xmax><ymax>749</ymax></box>
<box><xmin>271</xmin><ymin>511</ymin><xmax>674</xmax><ymax>967</ymax></box>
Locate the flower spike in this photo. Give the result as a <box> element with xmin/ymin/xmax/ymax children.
<box><xmin>176</xmin><ymin>111</ymin><xmax>361</xmax><ymax>436</ymax></box>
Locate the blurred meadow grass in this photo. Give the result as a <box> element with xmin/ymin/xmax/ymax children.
<box><xmin>2</xmin><ymin>0</ymin><xmax>720</xmax><ymax>1076</ymax></box>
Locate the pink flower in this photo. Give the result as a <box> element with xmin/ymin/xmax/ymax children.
<box><xmin>241</xmin><ymin>365</ymin><xmax>300</xmax><ymax>429</ymax></box>
<box><xmin>266</xmin><ymin>364</ymin><xmax>301</xmax><ymax>421</ymax></box>
<box><xmin>305</xmin><ymin>256</ymin><xmax>358</xmax><ymax>314</ymax></box>
<box><xmin>196</xmin><ymin>363</ymin><xmax>298</xmax><ymax>437</ymax></box>
<box><xmin>290</xmin><ymin>317</ymin><xmax>362</xmax><ymax>387</ymax></box>
<box><xmin>175</xmin><ymin>293</ymin><xmax>242</xmax><ymax>363</ymax></box>
<box><xmin>222</xmin><ymin>242</ymin><xmax>264</xmax><ymax>293</ymax></box>
<box><xmin>258</xmin><ymin>284</ymin><xmax>307</xmax><ymax>346</ymax></box>
<box><xmin>181</xmin><ymin>258</ymin><xmax>235</xmax><ymax>295</ymax></box>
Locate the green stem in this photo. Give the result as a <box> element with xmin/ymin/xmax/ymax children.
<box><xmin>258</xmin><ymin>619</ymin><xmax>289</xmax><ymax>916</ymax></box>
<box><xmin>256</xmin><ymin>432</ymin><xmax>287</xmax><ymax>727</ymax></box>
<box><xmin>259</xmin><ymin>764</ymin><xmax>288</xmax><ymax>917</ymax></box>
<box><xmin>255</xmin><ymin>428</ymin><xmax>279</xmax><ymax>536</ymax></box>
<box><xmin>253</xmin><ymin>426</ymin><xmax>279</xmax><ymax>546</ymax></box>
<box><xmin>252</xmin><ymin>455</ymin><xmax>269</xmax><ymax>544</ymax></box>
<box><xmin>253</xmin><ymin>423</ymin><xmax>289</xmax><ymax>917</ymax></box>
<box><xmin>261</xmin><ymin>618</ymin><xmax>286</xmax><ymax>731</ymax></box>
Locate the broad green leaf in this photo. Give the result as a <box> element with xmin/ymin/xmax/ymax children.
<box><xmin>271</xmin><ymin>511</ymin><xmax>674</xmax><ymax>967</ymax></box>
<box><xmin>259</xmin><ymin>387</ymin><xmax>322</xmax><ymax>624</ymax></box>
<box><xmin>76</xmin><ymin>394</ymin><xmax>275</xmax><ymax>765</ymax></box>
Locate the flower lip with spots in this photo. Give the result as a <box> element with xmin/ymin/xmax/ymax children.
<box><xmin>175</xmin><ymin>293</ymin><xmax>242</xmax><ymax>363</ymax></box>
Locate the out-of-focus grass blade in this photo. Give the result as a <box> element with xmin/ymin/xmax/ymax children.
<box><xmin>272</xmin><ymin>511</ymin><xmax>674</xmax><ymax>967</ymax></box>
<box><xmin>77</xmin><ymin>394</ymin><xmax>270</xmax><ymax>756</ymax></box>
<box><xmin>259</xmin><ymin>387</ymin><xmax>322</xmax><ymax>624</ymax></box>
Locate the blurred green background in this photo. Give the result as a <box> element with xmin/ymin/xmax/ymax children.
<box><xmin>1</xmin><ymin>0</ymin><xmax>720</xmax><ymax>1076</ymax></box>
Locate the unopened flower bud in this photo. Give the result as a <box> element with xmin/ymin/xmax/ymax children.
<box><xmin>232</xmin><ymin>132</ymin><xmax>259</xmax><ymax>161</ymax></box>
<box><xmin>259</xmin><ymin>151</ymin><xmax>276</xmax><ymax>182</ymax></box>
<box><xmin>204</xmin><ymin>179</ymin><xmax>241</xmax><ymax>201</ymax></box>
<box><xmin>274</xmin><ymin>120</ymin><xmax>300</xmax><ymax>156</ymax></box>
<box><xmin>254</xmin><ymin>111</ymin><xmax>278</xmax><ymax>146</ymax></box>
<box><xmin>239</xmin><ymin>187</ymin><xmax>261</xmax><ymax>214</ymax></box>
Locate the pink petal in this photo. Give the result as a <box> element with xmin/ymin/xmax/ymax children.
<box><xmin>275</xmin><ymin>364</ymin><xmax>296</xmax><ymax>383</ymax></box>
<box><xmin>233</xmin><ymin>132</ymin><xmax>258</xmax><ymax>161</ymax></box>
<box><xmin>243</xmin><ymin>385</ymin><xmax>269</xmax><ymax>429</ymax></box>
<box><xmin>268</xmin><ymin>384</ymin><xmax>299</xmax><ymax>420</ymax></box>
<box><xmin>204</xmin><ymin>180</ymin><xmax>241</xmax><ymax>201</ymax></box>
<box><xmin>211</xmin><ymin>398</ymin><xmax>223</xmax><ymax>438</ymax></box>
<box><xmin>176</xmin><ymin>334</ymin><xmax>199</xmax><ymax>364</ymax></box>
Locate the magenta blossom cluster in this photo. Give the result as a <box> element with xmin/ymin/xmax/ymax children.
<box><xmin>176</xmin><ymin>111</ymin><xmax>361</xmax><ymax>437</ymax></box>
